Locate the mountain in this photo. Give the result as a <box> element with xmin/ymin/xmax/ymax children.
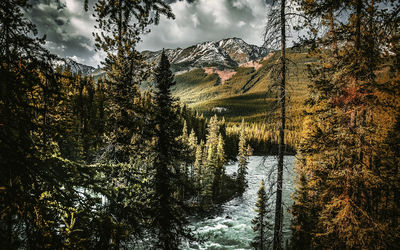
<box><xmin>54</xmin><ymin>58</ymin><xmax>97</xmax><ymax>75</ymax></box>
<box><xmin>56</xmin><ymin>37</ymin><xmax>268</xmax><ymax>77</ymax></box>
<box><xmin>142</xmin><ymin>37</ymin><xmax>268</xmax><ymax>72</ymax></box>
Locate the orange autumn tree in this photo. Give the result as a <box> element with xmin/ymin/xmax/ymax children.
<box><xmin>292</xmin><ymin>0</ymin><xmax>400</xmax><ymax>248</ymax></box>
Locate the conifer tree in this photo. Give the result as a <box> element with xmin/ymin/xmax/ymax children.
<box><xmin>206</xmin><ymin>115</ymin><xmax>220</xmax><ymax>147</ymax></box>
<box><xmin>181</xmin><ymin>120</ymin><xmax>189</xmax><ymax>144</ymax></box>
<box><xmin>202</xmin><ymin>146</ymin><xmax>217</xmax><ymax>209</ymax></box>
<box><xmin>237</xmin><ymin>119</ymin><xmax>251</xmax><ymax>194</ymax></box>
<box><xmin>213</xmin><ymin>133</ymin><xmax>226</xmax><ymax>200</ymax></box>
<box><xmin>217</xmin><ymin>134</ymin><xmax>225</xmax><ymax>172</ymax></box>
<box><xmin>188</xmin><ymin>129</ymin><xmax>198</xmax><ymax>179</ymax></box>
<box><xmin>291</xmin><ymin>172</ymin><xmax>313</xmax><ymax>249</ymax></box>
<box><xmin>188</xmin><ymin>129</ymin><xmax>197</xmax><ymax>149</ymax></box>
<box><xmin>252</xmin><ymin>180</ymin><xmax>273</xmax><ymax>250</ymax></box>
<box><xmin>90</xmin><ymin>0</ymin><xmax>172</xmax><ymax>162</ymax></box>
<box><xmin>179</xmin><ymin>120</ymin><xmax>190</xmax><ymax>188</ymax></box>
<box><xmin>196</xmin><ymin>115</ymin><xmax>220</xmax><ymax>209</ymax></box>
<box><xmin>0</xmin><ymin>2</ymin><xmax>59</xmax><ymax>245</ymax></box>
<box><xmin>151</xmin><ymin>51</ymin><xmax>193</xmax><ymax>249</ymax></box>
<box><xmin>194</xmin><ymin>140</ymin><xmax>205</xmax><ymax>193</ymax></box>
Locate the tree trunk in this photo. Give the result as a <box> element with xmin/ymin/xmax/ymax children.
<box><xmin>329</xmin><ymin>9</ymin><xmax>337</xmax><ymax>56</ymax></box>
<box><xmin>273</xmin><ymin>0</ymin><xmax>286</xmax><ymax>249</ymax></box>
<box><xmin>118</xmin><ymin>1</ymin><xmax>123</xmax><ymax>49</ymax></box>
<box><xmin>355</xmin><ymin>0</ymin><xmax>362</xmax><ymax>50</ymax></box>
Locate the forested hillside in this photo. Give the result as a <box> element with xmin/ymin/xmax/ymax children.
<box><xmin>173</xmin><ymin>49</ymin><xmax>312</xmax><ymax>155</ymax></box>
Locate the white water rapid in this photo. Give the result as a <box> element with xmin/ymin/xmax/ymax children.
<box><xmin>184</xmin><ymin>156</ymin><xmax>295</xmax><ymax>250</ymax></box>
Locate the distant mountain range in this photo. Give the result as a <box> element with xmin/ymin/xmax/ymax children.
<box><xmin>142</xmin><ymin>37</ymin><xmax>268</xmax><ymax>72</ymax></box>
<box><xmin>57</xmin><ymin>37</ymin><xmax>268</xmax><ymax>76</ymax></box>
<box><xmin>54</xmin><ymin>58</ymin><xmax>97</xmax><ymax>75</ymax></box>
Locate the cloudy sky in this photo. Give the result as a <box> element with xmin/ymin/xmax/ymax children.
<box><xmin>26</xmin><ymin>0</ymin><xmax>269</xmax><ymax>67</ymax></box>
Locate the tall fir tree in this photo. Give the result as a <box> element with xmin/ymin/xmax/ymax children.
<box><xmin>212</xmin><ymin>133</ymin><xmax>226</xmax><ymax>200</ymax></box>
<box><xmin>151</xmin><ymin>51</ymin><xmax>193</xmax><ymax>249</ymax></box>
<box><xmin>237</xmin><ymin>119</ymin><xmax>251</xmax><ymax>194</ymax></box>
<box><xmin>205</xmin><ymin>115</ymin><xmax>220</xmax><ymax>201</ymax></box>
<box><xmin>90</xmin><ymin>0</ymin><xmax>172</xmax><ymax>163</ymax></box>
<box><xmin>252</xmin><ymin>180</ymin><xmax>273</xmax><ymax>250</ymax></box>
<box><xmin>188</xmin><ymin>129</ymin><xmax>198</xmax><ymax>179</ymax></box>
<box><xmin>291</xmin><ymin>171</ymin><xmax>314</xmax><ymax>249</ymax></box>
<box><xmin>194</xmin><ymin>140</ymin><xmax>205</xmax><ymax>193</ymax></box>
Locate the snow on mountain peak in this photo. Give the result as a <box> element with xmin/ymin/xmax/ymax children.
<box><xmin>54</xmin><ymin>58</ymin><xmax>96</xmax><ymax>75</ymax></box>
<box><xmin>142</xmin><ymin>37</ymin><xmax>268</xmax><ymax>72</ymax></box>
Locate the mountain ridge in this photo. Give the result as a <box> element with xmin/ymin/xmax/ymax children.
<box><xmin>56</xmin><ymin>37</ymin><xmax>268</xmax><ymax>76</ymax></box>
<box><xmin>142</xmin><ymin>37</ymin><xmax>268</xmax><ymax>72</ymax></box>
<box><xmin>54</xmin><ymin>58</ymin><xmax>98</xmax><ymax>75</ymax></box>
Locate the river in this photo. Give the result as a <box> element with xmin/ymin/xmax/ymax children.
<box><xmin>183</xmin><ymin>156</ymin><xmax>295</xmax><ymax>250</ymax></box>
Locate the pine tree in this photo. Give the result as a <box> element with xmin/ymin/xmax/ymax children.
<box><xmin>212</xmin><ymin>133</ymin><xmax>226</xmax><ymax>201</ymax></box>
<box><xmin>202</xmin><ymin>144</ymin><xmax>217</xmax><ymax>209</ymax></box>
<box><xmin>89</xmin><ymin>0</ymin><xmax>173</xmax><ymax>163</ymax></box>
<box><xmin>194</xmin><ymin>141</ymin><xmax>204</xmax><ymax>192</ymax></box>
<box><xmin>188</xmin><ymin>129</ymin><xmax>198</xmax><ymax>179</ymax></box>
<box><xmin>151</xmin><ymin>51</ymin><xmax>193</xmax><ymax>249</ymax></box>
<box><xmin>179</xmin><ymin>120</ymin><xmax>190</xmax><ymax>191</ymax></box>
<box><xmin>188</xmin><ymin>129</ymin><xmax>197</xmax><ymax>149</ymax></box>
<box><xmin>206</xmin><ymin>115</ymin><xmax>220</xmax><ymax>147</ymax></box>
<box><xmin>181</xmin><ymin>120</ymin><xmax>189</xmax><ymax>144</ymax></box>
<box><xmin>291</xmin><ymin>172</ymin><xmax>313</xmax><ymax>250</ymax></box>
<box><xmin>204</xmin><ymin>115</ymin><xmax>220</xmax><ymax>202</ymax></box>
<box><xmin>0</xmin><ymin>2</ymin><xmax>60</xmax><ymax>244</ymax></box>
<box><xmin>252</xmin><ymin>180</ymin><xmax>273</xmax><ymax>250</ymax></box>
<box><xmin>237</xmin><ymin>119</ymin><xmax>251</xmax><ymax>194</ymax></box>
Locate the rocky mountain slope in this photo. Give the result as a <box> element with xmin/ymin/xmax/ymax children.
<box><xmin>142</xmin><ymin>37</ymin><xmax>268</xmax><ymax>72</ymax></box>
<box><xmin>54</xmin><ymin>58</ymin><xmax>97</xmax><ymax>75</ymax></box>
<box><xmin>57</xmin><ymin>37</ymin><xmax>268</xmax><ymax>76</ymax></box>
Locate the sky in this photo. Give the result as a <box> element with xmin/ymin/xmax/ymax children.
<box><xmin>26</xmin><ymin>0</ymin><xmax>269</xmax><ymax>67</ymax></box>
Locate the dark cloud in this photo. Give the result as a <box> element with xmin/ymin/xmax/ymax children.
<box><xmin>55</xmin><ymin>17</ymin><xmax>66</xmax><ymax>26</ymax></box>
<box><xmin>25</xmin><ymin>0</ymin><xmax>270</xmax><ymax>67</ymax></box>
<box><xmin>137</xmin><ymin>0</ymin><xmax>268</xmax><ymax>52</ymax></box>
<box><xmin>26</xmin><ymin>0</ymin><xmax>102</xmax><ymax>67</ymax></box>
<box><xmin>165</xmin><ymin>0</ymin><xmax>196</xmax><ymax>3</ymax></box>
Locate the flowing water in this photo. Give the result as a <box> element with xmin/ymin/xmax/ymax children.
<box><xmin>184</xmin><ymin>156</ymin><xmax>295</xmax><ymax>250</ymax></box>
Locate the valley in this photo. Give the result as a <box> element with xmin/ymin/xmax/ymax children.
<box><xmin>60</xmin><ymin>38</ymin><xmax>314</xmax><ymax>153</ymax></box>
